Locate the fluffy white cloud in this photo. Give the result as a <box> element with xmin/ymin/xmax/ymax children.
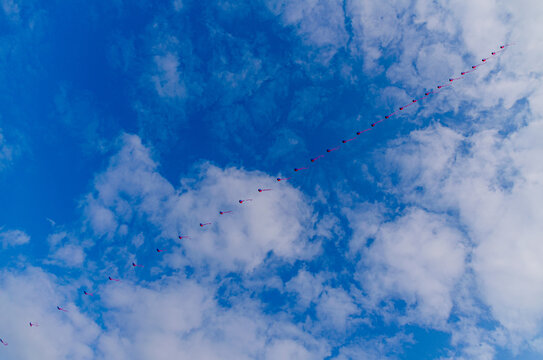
<box><xmin>164</xmin><ymin>164</ymin><xmax>320</xmax><ymax>272</ymax></box>
<box><xmin>344</xmin><ymin>0</ymin><xmax>543</xmax><ymax>126</ymax></box>
<box><xmin>315</xmin><ymin>286</ymin><xmax>359</xmax><ymax>331</ymax></box>
<box><xmin>0</xmin><ymin>266</ymin><xmax>331</xmax><ymax>360</ymax></box>
<box><xmin>96</xmin><ymin>276</ymin><xmax>329</xmax><ymax>360</ymax></box>
<box><xmin>83</xmin><ymin>134</ymin><xmax>320</xmax><ymax>273</ymax></box>
<box><xmin>0</xmin><ymin>228</ymin><xmax>30</xmax><ymax>248</ymax></box>
<box><xmin>286</xmin><ymin>270</ymin><xmax>324</xmax><ymax>308</ymax></box>
<box><xmin>49</xmin><ymin>244</ymin><xmax>86</xmax><ymax>267</ymax></box>
<box><xmin>349</xmin><ymin>207</ymin><xmax>466</xmax><ymax>326</ymax></box>
<box><xmin>286</xmin><ymin>270</ymin><xmax>359</xmax><ymax>332</ymax></box>
<box><xmin>0</xmin><ymin>267</ymin><xmax>100</xmax><ymax>359</ymax></box>
<box><xmin>378</xmin><ymin>118</ymin><xmax>543</xmax><ymax>338</ymax></box>
<box><xmin>83</xmin><ymin>134</ymin><xmax>174</xmax><ymax>239</ymax></box>
<box><xmin>362</xmin><ymin>0</ymin><xmax>543</xmax><ymax>339</ymax></box>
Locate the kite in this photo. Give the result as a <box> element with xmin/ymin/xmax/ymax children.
<box><xmin>83</xmin><ymin>291</ymin><xmax>94</xmax><ymax>296</ymax></box>
<box><xmin>0</xmin><ymin>339</ymin><xmax>7</xmax><ymax>346</ymax></box>
<box><xmin>57</xmin><ymin>306</ymin><xmax>68</xmax><ymax>312</ymax></box>
<box><xmin>310</xmin><ymin>155</ymin><xmax>324</xmax><ymax>162</ymax></box>
<box><xmin>108</xmin><ymin>276</ymin><xmax>120</xmax><ymax>282</ymax></box>
<box><xmin>29</xmin><ymin>322</ymin><xmax>39</xmax><ymax>327</ymax></box>
<box><xmin>132</xmin><ymin>262</ymin><xmax>144</xmax><ymax>268</ymax></box>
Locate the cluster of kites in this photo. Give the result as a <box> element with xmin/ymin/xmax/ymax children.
<box><xmin>1</xmin><ymin>44</ymin><xmax>511</xmax><ymax>347</ymax></box>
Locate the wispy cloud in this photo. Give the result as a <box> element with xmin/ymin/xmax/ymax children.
<box><xmin>0</xmin><ymin>228</ymin><xmax>30</xmax><ymax>248</ymax></box>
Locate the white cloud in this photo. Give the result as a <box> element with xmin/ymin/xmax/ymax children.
<box><xmin>83</xmin><ymin>134</ymin><xmax>174</xmax><ymax>239</ymax></box>
<box><xmin>1</xmin><ymin>0</ymin><xmax>20</xmax><ymax>22</ymax></box>
<box><xmin>378</xmin><ymin>117</ymin><xmax>543</xmax><ymax>336</ymax></box>
<box><xmin>0</xmin><ymin>128</ymin><xmax>15</xmax><ymax>171</ymax></box>
<box><xmin>45</xmin><ymin>231</ymin><xmax>90</xmax><ymax>268</ymax></box>
<box><xmin>172</xmin><ymin>0</ymin><xmax>183</xmax><ymax>11</ymax></box>
<box><xmin>0</xmin><ymin>228</ymin><xmax>30</xmax><ymax>248</ymax></box>
<box><xmin>100</xmin><ymin>278</ymin><xmax>213</xmax><ymax>338</ymax></box>
<box><xmin>378</xmin><ymin>124</ymin><xmax>464</xmax><ymax>205</ymax></box>
<box><xmin>347</xmin><ymin>0</ymin><xmax>413</xmax><ymax>74</ymax></box>
<box><xmin>0</xmin><ymin>264</ymin><xmax>332</xmax><ymax>360</ymax></box>
<box><xmin>96</xmin><ymin>277</ymin><xmax>329</xmax><ymax>360</ymax></box>
<box><xmin>83</xmin><ymin>134</ymin><xmax>320</xmax><ymax>273</ymax></box>
<box><xmin>164</xmin><ymin>164</ymin><xmax>320</xmax><ymax>272</ymax></box>
<box><xmin>315</xmin><ymin>286</ymin><xmax>358</xmax><ymax>331</ymax></box>
<box><xmin>50</xmin><ymin>244</ymin><xmax>86</xmax><ymax>267</ymax></box>
<box><xmin>332</xmin><ymin>332</ymin><xmax>414</xmax><ymax>360</ymax></box>
<box><xmin>342</xmin><ymin>0</ymin><xmax>543</xmax><ymax>126</ymax></box>
<box><xmin>151</xmin><ymin>52</ymin><xmax>187</xmax><ymax>99</ymax></box>
<box><xmin>286</xmin><ymin>270</ymin><xmax>324</xmax><ymax>308</ymax></box>
<box><xmin>349</xmin><ymin>207</ymin><xmax>466</xmax><ymax>326</ymax></box>
<box><xmin>265</xmin><ymin>0</ymin><xmax>348</xmax><ymax>63</ymax></box>
<box><xmin>84</xmin><ymin>202</ymin><xmax>118</xmax><ymax>237</ymax></box>
<box><xmin>0</xmin><ymin>267</ymin><xmax>100</xmax><ymax>359</ymax></box>
<box><xmin>264</xmin><ymin>339</ymin><xmax>314</xmax><ymax>359</ymax></box>
<box><xmin>286</xmin><ymin>270</ymin><xmax>359</xmax><ymax>332</ymax></box>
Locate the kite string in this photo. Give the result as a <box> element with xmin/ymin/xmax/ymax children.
<box><xmin>188</xmin><ymin>44</ymin><xmax>511</xmax><ymax>233</ymax></box>
<box><xmin>6</xmin><ymin>45</ymin><xmax>510</xmax><ymax>342</ymax></box>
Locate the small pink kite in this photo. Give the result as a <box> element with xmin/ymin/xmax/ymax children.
<box><xmin>108</xmin><ymin>276</ymin><xmax>120</xmax><ymax>282</ymax></box>
<box><xmin>310</xmin><ymin>155</ymin><xmax>324</xmax><ymax>162</ymax></box>
<box><xmin>57</xmin><ymin>306</ymin><xmax>68</xmax><ymax>312</ymax></box>
<box><xmin>356</xmin><ymin>129</ymin><xmax>371</xmax><ymax>135</ymax></box>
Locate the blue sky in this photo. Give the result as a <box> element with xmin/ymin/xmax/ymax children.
<box><xmin>1</xmin><ymin>0</ymin><xmax>543</xmax><ymax>359</ymax></box>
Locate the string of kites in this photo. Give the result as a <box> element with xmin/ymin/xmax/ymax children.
<box><xmin>1</xmin><ymin>43</ymin><xmax>512</xmax><ymax>347</ymax></box>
